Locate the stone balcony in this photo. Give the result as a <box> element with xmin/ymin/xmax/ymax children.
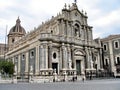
<box><xmin>39</xmin><ymin>33</ymin><xmax>90</xmax><ymax>46</ymax></box>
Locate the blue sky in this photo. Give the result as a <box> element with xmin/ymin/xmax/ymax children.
<box><xmin>0</xmin><ymin>0</ymin><xmax>120</xmax><ymax>43</ymax></box>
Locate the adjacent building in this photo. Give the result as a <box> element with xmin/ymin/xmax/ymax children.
<box><xmin>101</xmin><ymin>34</ymin><xmax>120</xmax><ymax>77</ymax></box>
<box><xmin>0</xmin><ymin>43</ymin><xmax>8</xmax><ymax>60</ymax></box>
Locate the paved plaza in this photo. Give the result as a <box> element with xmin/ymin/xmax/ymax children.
<box><xmin>0</xmin><ymin>79</ymin><xmax>120</xmax><ymax>90</ymax></box>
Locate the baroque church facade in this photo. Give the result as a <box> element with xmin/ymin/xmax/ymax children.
<box><xmin>6</xmin><ymin>3</ymin><xmax>103</xmax><ymax>80</ymax></box>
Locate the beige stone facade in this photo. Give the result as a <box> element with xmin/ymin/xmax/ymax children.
<box><xmin>5</xmin><ymin>3</ymin><xmax>103</xmax><ymax>80</ymax></box>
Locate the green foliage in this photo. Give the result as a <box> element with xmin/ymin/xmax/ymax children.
<box><xmin>0</xmin><ymin>60</ymin><xmax>14</xmax><ymax>75</ymax></box>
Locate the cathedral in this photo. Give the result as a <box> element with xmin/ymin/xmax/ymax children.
<box><xmin>6</xmin><ymin>2</ymin><xmax>104</xmax><ymax>81</ymax></box>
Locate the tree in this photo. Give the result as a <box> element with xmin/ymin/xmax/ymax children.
<box><xmin>0</xmin><ymin>60</ymin><xmax>14</xmax><ymax>75</ymax></box>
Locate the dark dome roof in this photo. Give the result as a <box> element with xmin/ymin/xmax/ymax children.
<box><xmin>9</xmin><ymin>17</ymin><xmax>26</xmax><ymax>35</ymax></box>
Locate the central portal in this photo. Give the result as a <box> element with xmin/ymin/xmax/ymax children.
<box><xmin>52</xmin><ymin>63</ymin><xmax>58</xmax><ymax>74</ymax></box>
<box><xmin>76</xmin><ymin>60</ymin><xmax>81</xmax><ymax>75</ymax></box>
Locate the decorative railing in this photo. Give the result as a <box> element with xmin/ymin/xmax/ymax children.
<box><xmin>39</xmin><ymin>33</ymin><xmax>88</xmax><ymax>45</ymax></box>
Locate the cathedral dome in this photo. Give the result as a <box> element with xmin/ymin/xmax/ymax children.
<box><xmin>9</xmin><ymin>17</ymin><xmax>26</xmax><ymax>35</ymax></box>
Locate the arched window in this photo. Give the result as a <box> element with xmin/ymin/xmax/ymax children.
<box><xmin>22</xmin><ymin>54</ymin><xmax>25</xmax><ymax>60</ymax></box>
<box><xmin>103</xmin><ymin>44</ymin><xmax>107</xmax><ymax>51</ymax></box>
<box><xmin>114</xmin><ymin>41</ymin><xmax>119</xmax><ymax>49</ymax></box>
<box><xmin>53</xmin><ymin>52</ymin><xmax>57</xmax><ymax>59</ymax></box>
<box><xmin>74</xmin><ymin>24</ymin><xmax>80</xmax><ymax>37</ymax></box>
<box><xmin>12</xmin><ymin>38</ymin><xmax>15</xmax><ymax>43</ymax></box>
<box><xmin>116</xmin><ymin>57</ymin><xmax>120</xmax><ymax>65</ymax></box>
<box><xmin>30</xmin><ymin>51</ymin><xmax>34</xmax><ymax>58</ymax></box>
<box><xmin>51</xmin><ymin>30</ymin><xmax>53</xmax><ymax>34</ymax></box>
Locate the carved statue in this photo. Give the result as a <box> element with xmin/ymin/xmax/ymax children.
<box><xmin>15</xmin><ymin>65</ymin><xmax>17</xmax><ymax>72</ymax></box>
<box><xmin>90</xmin><ymin>59</ymin><xmax>93</xmax><ymax>69</ymax></box>
<box><xmin>30</xmin><ymin>65</ymin><xmax>33</xmax><ymax>72</ymax></box>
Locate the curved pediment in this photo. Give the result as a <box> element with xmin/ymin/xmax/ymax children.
<box><xmin>74</xmin><ymin>49</ymin><xmax>85</xmax><ymax>56</ymax></box>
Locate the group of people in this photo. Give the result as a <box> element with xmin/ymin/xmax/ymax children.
<box><xmin>72</xmin><ymin>76</ymin><xmax>85</xmax><ymax>82</ymax></box>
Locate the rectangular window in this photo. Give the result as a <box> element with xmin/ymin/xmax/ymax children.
<box><xmin>114</xmin><ymin>41</ymin><xmax>119</xmax><ymax>49</ymax></box>
<box><xmin>116</xmin><ymin>57</ymin><xmax>120</xmax><ymax>65</ymax></box>
<box><xmin>104</xmin><ymin>58</ymin><xmax>109</xmax><ymax>66</ymax></box>
<box><xmin>103</xmin><ymin>44</ymin><xmax>107</xmax><ymax>51</ymax></box>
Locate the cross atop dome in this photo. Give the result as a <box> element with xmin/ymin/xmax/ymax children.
<box><xmin>74</xmin><ymin>0</ymin><xmax>77</xmax><ymax>3</ymax></box>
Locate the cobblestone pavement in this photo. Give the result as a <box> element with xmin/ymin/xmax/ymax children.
<box><xmin>0</xmin><ymin>79</ymin><xmax>120</xmax><ymax>90</ymax></box>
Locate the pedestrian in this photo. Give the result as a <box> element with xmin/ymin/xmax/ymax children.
<box><xmin>82</xmin><ymin>77</ymin><xmax>84</xmax><ymax>82</ymax></box>
<box><xmin>72</xmin><ymin>76</ymin><xmax>75</xmax><ymax>82</ymax></box>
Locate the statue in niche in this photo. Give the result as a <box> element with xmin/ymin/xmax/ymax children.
<box><xmin>76</xmin><ymin>30</ymin><xmax>79</xmax><ymax>37</ymax></box>
<box><xmin>30</xmin><ymin>65</ymin><xmax>33</xmax><ymax>72</ymax></box>
<box><xmin>15</xmin><ymin>65</ymin><xmax>17</xmax><ymax>73</ymax></box>
<box><xmin>90</xmin><ymin>58</ymin><xmax>94</xmax><ymax>69</ymax></box>
<box><xmin>74</xmin><ymin>24</ymin><xmax>80</xmax><ymax>37</ymax></box>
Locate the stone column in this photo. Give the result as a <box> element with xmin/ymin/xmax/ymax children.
<box><xmin>97</xmin><ymin>51</ymin><xmax>100</xmax><ymax>70</ymax></box>
<box><xmin>14</xmin><ymin>57</ymin><xmax>17</xmax><ymax>75</ymax></box>
<box><xmin>108</xmin><ymin>40</ymin><xmax>114</xmax><ymax>73</ymax></box>
<box><xmin>71</xmin><ymin>45</ymin><xmax>75</xmax><ymax>69</ymax></box>
<box><xmin>35</xmin><ymin>45</ymin><xmax>39</xmax><ymax>75</ymax></box>
<box><xmin>62</xmin><ymin>45</ymin><xmax>65</xmax><ymax>69</ymax></box>
<box><xmin>67</xmin><ymin>45</ymin><xmax>72</xmax><ymax>69</ymax></box>
<box><xmin>40</xmin><ymin>44</ymin><xmax>48</xmax><ymax>75</ymax></box>
<box><xmin>39</xmin><ymin>45</ymin><xmax>44</xmax><ymax>70</ymax></box>
<box><xmin>18</xmin><ymin>55</ymin><xmax>20</xmax><ymax>75</ymax></box>
<box><xmin>44</xmin><ymin>44</ymin><xmax>48</xmax><ymax>69</ymax></box>
<box><xmin>85</xmin><ymin>47</ymin><xmax>90</xmax><ymax>69</ymax></box>
<box><xmin>48</xmin><ymin>43</ymin><xmax>53</xmax><ymax>75</ymax></box>
<box><xmin>81</xmin><ymin>60</ymin><xmax>85</xmax><ymax>75</ymax></box>
<box><xmin>25</xmin><ymin>51</ymin><xmax>29</xmax><ymax>75</ymax></box>
<box><xmin>99</xmin><ymin>48</ymin><xmax>103</xmax><ymax>69</ymax></box>
<box><xmin>89</xmin><ymin>48</ymin><xmax>94</xmax><ymax>69</ymax></box>
<box><xmin>48</xmin><ymin>43</ymin><xmax>52</xmax><ymax>69</ymax></box>
<box><xmin>61</xmin><ymin>43</ymin><xmax>67</xmax><ymax>69</ymax></box>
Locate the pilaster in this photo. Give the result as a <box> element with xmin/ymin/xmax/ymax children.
<box><xmin>35</xmin><ymin>45</ymin><xmax>39</xmax><ymax>75</ymax></box>
<box><xmin>99</xmin><ymin>48</ymin><xmax>103</xmax><ymax>69</ymax></box>
<box><xmin>48</xmin><ymin>42</ymin><xmax>53</xmax><ymax>75</ymax></box>
<box><xmin>18</xmin><ymin>55</ymin><xmax>20</xmax><ymax>75</ymax></box>
<box><xmin>39</xmin><ymin>45</ymin><xmax>44</xmax><ymax>70</ymax></box>
<box><xmin>67</xmin><ymin>44</ymin><xmax>72</xmax><ymax>69</ymax></box>
<box><xmin>25</xmin><ymin>51</ymin><xmax>29</xmax><ymax>74</ymax></box>
<box><xmin>61</xmin><ymin>43</ymin><xmax>67</xmax><ymax>70</ymax></box>
<box><xmin>108</xmin><ymin>40</ymin><xmax>115</xmax><ymax>72</ymax></box>
<box><xmin>71</xmin><ymin>44</ymin><xmax>75</xmax><ymax>69</ymax></box>
<box><xmin>48</xmin><ymin>42</ymin><xmax>52</xmax><ymax>69</ymax></box>
<box><xmin>85</xmin><ymin>47</ymin><xmax>90</xmax><ymax>69</ymax></box>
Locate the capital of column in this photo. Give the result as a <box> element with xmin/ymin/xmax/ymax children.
<box><xmin>48</xmin><ymin>44</ymin><xmax>52</xmax><ymax>48</ymax></box>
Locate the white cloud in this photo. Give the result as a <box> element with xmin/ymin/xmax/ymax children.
<box><xmin>90</xmin><ymin>8</ymin><xmax>120</xmax><ymax>38</ymax></box>
<box><xmin>0</xmin><ymin>0</ymin><xmax>120</xmax><ymax>43</ymax></box>
<box><xmin>0</xmin><ymin>0</ymin><xmax>13</xmax><ymax>10</ymax></box>
<box><xmin>91</xmin><ymin>8</ymin><xmax>120</xmax><ymax>27</ymax></box>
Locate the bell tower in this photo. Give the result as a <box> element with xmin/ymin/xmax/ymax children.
<box><xmin>8</xmin><ymin>17</ymin><xmax>26</xmax><ymax>50</ymax></box>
